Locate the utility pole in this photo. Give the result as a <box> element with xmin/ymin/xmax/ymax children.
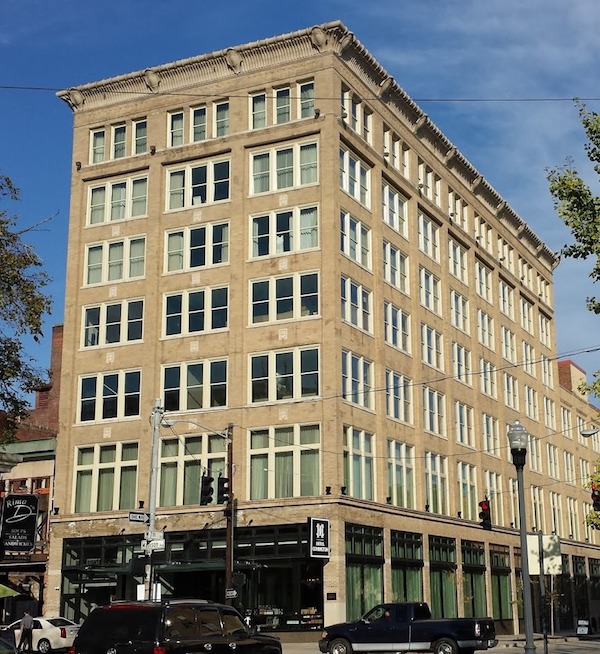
<box><xmin>224</xmin><ymin>422</ymin><xmax>234</xmax><ymax>605</ymax></box>
<box><xmin>145</xmin><ymin>398</ymin><xmax>164</xmax><ymax>600</ymax></box>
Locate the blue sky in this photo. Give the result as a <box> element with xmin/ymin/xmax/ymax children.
<box><xmin>2</xmin><ymin>0</ymin><xmax>600</xmax><ymax>394</ymax></box>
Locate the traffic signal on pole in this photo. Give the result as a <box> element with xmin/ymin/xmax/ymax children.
<box><xmin>591</xmin><ymin>484</ymin><xmax>600</xmax><ymax>511</ymax></box>
<box><xmin>217</xmin><ymin>476</ymin><xmax>230</xmax><ymax>504</ymax></box>
<box><xmin>479</xmin><ymin>499</ymin><xmax>492</xmax><ymax>530</ymax></box>
<box><xmin>200</xmin><ymin>475</ymin><xmax>214</xmax><ymax>505</ymax></box>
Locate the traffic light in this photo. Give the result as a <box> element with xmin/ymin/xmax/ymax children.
<box><xmin>200</xmin><ymin>475</ymin><xmax>214</xmax><ymax>505</ymax></box>
<box><xmin>591</xmin><ymin>484</ymin><xmax>600</xmax><ymax>511</ymax></box>
<box><xmin>479</xmin><ymin>499</ymin><xmax>492</xmax><ymax>530</ymax></box>
<box><xmin>217</xmin><ymin>476</ymin><xmax>230</xmax><ymax>504</ymax></box>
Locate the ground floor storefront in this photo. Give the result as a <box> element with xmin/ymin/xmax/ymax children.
<box><xmin>53</xmin><ymin>510</ymin><xmax>600</xmax><ymax>635</ymax></box>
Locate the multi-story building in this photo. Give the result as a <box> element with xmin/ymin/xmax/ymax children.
<box><xmin>49</xmin><ymin>21</ymin><xmax>600</xmax><ymax>634</ymax></box>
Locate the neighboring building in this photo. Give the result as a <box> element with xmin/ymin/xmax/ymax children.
<box><xmin>50</xmin><ymin>21</ymin><xmax>600</xmax><ymax>634</ymax></box>
<box><xmin>0</xmin><ymin>324</ymin><xmax>62</xmax><ymax>620</ymax></box>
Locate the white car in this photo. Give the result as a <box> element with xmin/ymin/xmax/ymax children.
<box><xmin>4</xmin><ymin>617</ymin><xmax>79</xmax><ymax>654</ymax></box>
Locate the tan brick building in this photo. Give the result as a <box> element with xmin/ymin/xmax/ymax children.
<box><xmin>49</xmin><ymin>21</ymin><xmax>600</xmax><ymax>634</ymax></box>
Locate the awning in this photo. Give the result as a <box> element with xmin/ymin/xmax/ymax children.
<box><xmin>0</xmin><ymin>584</ymin><xmax>20</xmax><ymax>598</ymax></box>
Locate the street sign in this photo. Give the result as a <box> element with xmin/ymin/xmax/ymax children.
<box><xmin>129</xmin><ymin>511</ymin><xmax>150</xmax><ymax>523</ymax></box>
<box><xmin>225</xmin><ymin>588</ymin><xmax>238</xmax><ymax>599</ymax></box>
<box><xmin>144</xmin><ymin>530</ymin><xmax>163</xmax><ymax>541</ymax></box>
<box><xmin>142</xmin><ymin>538</ymin><xmax>165</xmax><ymax>552</ymax></box>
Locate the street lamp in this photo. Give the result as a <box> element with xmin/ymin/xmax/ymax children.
<box><xmin>507</xmin><ymin>420</ymin><xmax>536</xmax><ymax>654</ymax></box>
<box><xmin>147</xmin><ymin>402</ymin><xmax>234</xmax><ymax>603</ymax></box>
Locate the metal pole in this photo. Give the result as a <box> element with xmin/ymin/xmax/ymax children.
<box><xmin>516</xmin><ymin>463</ymin><xmax>536</xmax><ymax>654</ymax></box>
<box><xmin>538</xmin><ymin>532</ymin><xmax>548</xmax><ymax>654</ymax></box>
<box><xmin>146</xmin><ymin>398</ymin><xmax>163</xmax><ymax>600</ymax></box>
<box><xmin>225</xmin><ymin>422</ymin><xmax>234</xmax><ymax>605</ymax></box>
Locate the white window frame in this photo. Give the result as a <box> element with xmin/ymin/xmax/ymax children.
<box><xmin>386</xmin><ymin>370</ymin><xmax>413</xmax><ymax>423</ymax></box>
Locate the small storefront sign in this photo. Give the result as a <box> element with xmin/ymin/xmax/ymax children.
<box><xmin>308</xmin><ymin>517</ymin><xmax>330</xmax><ymax>558</ymax></box>
<box><xmin>1</xmin><ymin>494</ymin><xmax>39</xmax><ymax>554</ymax></box>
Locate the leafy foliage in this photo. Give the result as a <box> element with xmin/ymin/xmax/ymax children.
<box><xmin>547</xmin><ymin>102</ymin><xmax>600</xmax><ymax>397</ymax></box>
<box><xmin>584</xmin><ymin>468</ymin><xmax>600</xmax><ymax>530</ymax></box>
<box><xmin>0</xmin><ymin>175</ymin><xmax>52</xmax><ymax>442</ymax></box>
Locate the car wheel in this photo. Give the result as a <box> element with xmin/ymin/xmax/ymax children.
<box><xmin>37</xmin><ymin>639</ymin><xmax>51</xmax><ymax>654</ymax></box>
<box><xmin>330</xmin><ymin>639</ymin><xmax>353</xmax><ymax>654</ymax></box>
<box><xmin>432</xmin><ymin>638</ymin><xmax>458</xmax><ymax>654</ymax></box>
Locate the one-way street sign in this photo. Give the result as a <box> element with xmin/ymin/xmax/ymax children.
<box><xmin>128</xmin><ymin>511</ymin><xmax>150</xmax><ymax>523</ymax></box>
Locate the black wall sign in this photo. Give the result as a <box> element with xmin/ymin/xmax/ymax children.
<box><xmin>1</xmin><ymin>494</ymin><xmax>39</xmax><ymax>553</ymax></box>
<box><xmin>308</xmin><ymin>517</ymin><xmax>330</xmax><ymax>559</ymax></box>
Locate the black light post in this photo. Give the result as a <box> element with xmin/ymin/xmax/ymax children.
<box><xmin>507</xmin><ymin>420</ymin><xmax>536</xmax><ymax>654</ymax></box>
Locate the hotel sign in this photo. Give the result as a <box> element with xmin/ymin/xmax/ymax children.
<box><xmin>308</xmin><ymin>517</ymin><xmax>330</xmax><ymax>559</ymax></box>
<box><xmin>1</xmin><ymin>494</ymin><xmax>39</xmax><ymax>554</ymax></box>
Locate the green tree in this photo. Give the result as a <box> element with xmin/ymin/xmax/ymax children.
<box><xmin>547</xmin><ymin>102</ymin><xmax>600</xmax><ymax>396</ymax></box>
<box><xmin>0</xmin><ymin>174</ymin><xmax>52</xmax><ymax>442</ymax></box>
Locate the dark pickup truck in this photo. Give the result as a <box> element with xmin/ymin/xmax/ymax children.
<box><xmin>319</xmin><ymin>602</ymin><xmax>497</xmax><ymax>654</ymax></box>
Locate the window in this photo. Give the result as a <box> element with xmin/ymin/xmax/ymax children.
<box><xmin>166</xmin><ymin>222</ymin><xmax>229</xmax><ymax>272</ymax></box>
<box><xmin>423</xmin><ymin>387</ymin><xmax>445</xmax><ymax>436</ymax></box>
<box><xmin>448</xmin><ymin>239</ymin><xmax>467</xmax><ymax>282</ymax></box>
<box><xmin>386</xmin><ymin>370</ymin><xmax>412</xmax><ymax>423</ymax></box>
<box><xmin>340</xmin><ymin>211</ymin><xmax>371</xmax><ymax>269</ymax></box>
<box><xmin>383</xmin><ymin>242</ymin><xmax>408</xmax><ymax>292</ymax></box>
<box><xmin>452</xmin><ymin>342</ymin><xmax>471</xmax><ymax>384</ymax></box>
<box><xmin>541</xmin><ymin>355</ymin><xmax>553</xmax><ymax>387</ymax></box>
<box><xmin>455</xmin><ymin>401</ymin><xmax>474</xmax><ymax>447</ymax></box>
<box><xmin>341</xmin><ymin>87</ymin><xmax>372</xmax><ymax>143</ymax></box>
<box><xmin>382</xmin><ymin>182</ymin><xmax>408</xmax><ymax>236</ymax></box>
<box><xmin>544</xmin><ymin>396</ymin><xmax>556</xmax><ymax>430</ymax></box>
<box><xmin>299</xmin><ymin>81</ymin><xmax>315</xmax><ymax>118</ymax></box>
<box><xmin>192</xmin><ymin>105</ymin><xmax>207</xmax><ymax>141</ymax></box>
<box><xmin>421</xmin><ymin>324</ymin><xmax>443</xmax><ymax>369</ymax></box>
<box><xmin>167</xmin><ymin>158</ymin><xmax>230</xmax><ymax>209</ymax></box>
<box><xmin>561</xmin><ymin>407</ymin><xmax>573</xmax><ymax>439</ymax></box>
<box><xmin>498</xmin><ymin>238</ymin><xmax>514</xmax><ymax>273</ymax></box>
<box><xmin>450</xmin><ymin>290</ymin><xmax>469</xmax><ymax>333</ymax></box>
<box><xmin>484</xmin><ymin>471</ymin><xmax>503</xmax><ymax>527</ymax></box>
<box><xmin>549</xmin><ymin>491</ymin><xmax>563</xmax><ymax>536</ymax></box>
<box><xmin>250</xmin><ymin>347</ymin><xmax>319</xmax><ymax>403</ymax></box>
<box><xmin>567</xmin><ymin>497</ymin><xmax>579</xmax><ymax>540</ymax></box>
<box><xmin>418</xmin><ymin>213</ymin><xmax>440</xmax><ymax>261</ymax></box>
<box><xmin>341</xmin><ymin>276</ymin><xmax>372</xmax><ymax>332</ymax></box>
<box><xmin>547</xmin><ymin>444</ymin><xmax>559</xmax><ymax>479</ymax></box>
<box><xmin>564</xmin><ymin>452</ymin><xmax>576</xmax><ymax>485</ymax></box>
<box><xmin>518</xmin><ymin>256</ymin><xmax>534</xmax><ymax>289</ymax></box>
<box><xmin>383</xmin><ymin>126</ymin><xmax>409</xmax><ymax>177</ymax></box>
<box><xmin>528</xmin><ymin>435</ymin><xmax>542</xmax><ymax>472</ymax></box>
<box><xmin>475</xmin><ymin>262</ymin><xmax>492</xmax><ymax>302</ymax></box>
<box><xmin>501</xmin><ymin>326</ymin><xmax>516</xmax><ymax>363</ymax></box>
<box><xmin>504</xmin><ymin>373</ymin><xmax>518</xmax><ymax>410</ymax></box>
<box><xmin>112</xmin><ymin>124</ymin><xmax>126</xmax><ymax>158</ymax></box>
<box><xmin>159</xmin><ymin>433</ymin><xmax>226</xmax><ymax>507</ymax></box>
<box><xmin>524</xmin><ymin>385</ymin><xmax>538</xmax><ymax>420</ymax></box>
<box><xmin>425</xmin><ymin>452</ymin><xmax>448</xmax><ymax>514</ymax></box>
<box><xmin>249</xmin><ymin>424</ymin><xmax>320</xmax><ymax>499</ymax></box>
<box><xmin>417</xmin><ymin>159</ymin><xmax>435</xmax><ymax>201</ymax></box>
<box><xmin>251</xmin><ymin>272</ymin><xmax>318</xmax><ymax>324</ymax></box>
<box><xmin>275</xmin><ymin>87</ymin><xmax>291</xmax><ymax>123</ymax></box>
<box><xmin>448</xmin><ymin>190</ymin><xmax>469</xmax><ymax>231</ymax></box>
<box><xmin>74</xmin><ymin>442</ymin><xmax>138</xmax><ymax>513</ymax></box>
<box><xmin>165</xmin><ymin>287</ymin><xmax>228</xmax><ymax>336</ymax></box>
<box><xmin>251</xmin><ymin>92</ymin><xmax>267</xmax><ymax>129</ymax></box>
<box><xmin>531</xmin><ymin>486</ymin><xmax>544</xmax><ymax>531</ymax></box>
<box><xmin>419</xmin><ymin>267</ymin><xmax>441</xmax><ymax>314</ymax></box>
<box><xmin>252</xmin><ymin>205</ymin><xmax>318</xmax><ymax>257</ymax></box>
<box><xmin>83</xmin><ymin>299</ymin><xmax>143</xmax><ymax>347</ymax></box>
<box><xmin>457</xmin><ymin>462</ymin><xmax>477</xmax><ymax>521</ymax></box>
<box><xmin>90</xmin><ymin>128</ymin><xmax>106</xmax><ymax>163</ymax></box>
<box><xmin>252</xmin><ymin>141</ymin><xmax>318</xmax><ymax>193</ymax></box>
<box><xmin>539</xmin><ymin>314</ymin><xmax>551</xmax><ymax>347</ymax></box>
<box><xmin>168</xmin><ymin>110</ymin><xmax>185</xmax><ymax>147</ymax></box>
<box><xmin>79</xmin><ymin>370</ymin><xmax>141</xmax><ymax>422</ymax></box>
<box><xmin>384</xmin><ymin>301</ymin><xmax>411</xmax><ymax>353</ymax></box>
<box><xmin>387</xmin><ymin>441</ymin><xmax>414</xmax><ymax>508</ymax></box>
<box><xmin>499</xmin><ymin>280</ymin><xmax>514</xmax><ymax>319</ymax></box>
<box><xmin>522</xmin><ymin>341</ymin><xmax>535</xmax><ymax>376</ymax></box>
<box><xmin>163</xmin><ymin>359</ymin><xmax>228</xmax><ymax>411</ymax></box>
<box><xmin>88</xmin><ymin>177</ymin><xmax>148</xmax><ymax>225</ymax></box>
<box><xmin>340</xmin><ymin>146</ymin><xmax>370</xmax><ymax>207</ymax></box>
<box><xmin>520</xmin><ymin>297</ymin><xmax>534</xmax><ymax>334</ymax></box>
<box><xmin>474</xmin><ymin>215</ymin><xmax>492</xmax><ymax>252</ymax></box>
<box><xmin>480</xmin><ymin>359</ymin><xmax>497</xmax><ymax>397</ymax></box>
<box><xmin>214</xmin><ymin>101</ymin><xmax>229</xmax><ymax>137</ymax></box>
<box><xmin>343</xmin><ymin>426</ymin><xmax>374</xmax><ymax>500</ymax></box>
<box><xmin>342</xmin><ymin>350</ymin><xmax>373</xmax><ymax>409</ymax></box>
<box><xmin>482</xmin><ymin>414</ymin><xmax>498</xmax><ymax>455</ymax></box>
<box><xmin>133</xmin><ymin>119</ymin><xmax>147</xmax><ymax>155</ymax></box>
<box><xmin>477</xmin><ymin>309</ymin><xmax>494</xmax><ymax>349</ymax></box>
<box><xmin>85</xmin><ymin>237</ymin><xmax>145</xmax><ymax>285</ymax></box>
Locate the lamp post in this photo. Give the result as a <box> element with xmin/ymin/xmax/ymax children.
<box><xmin>507</xmin><ymin>420</ymin><xmax>536</xmax><ymax>654</ymax></box>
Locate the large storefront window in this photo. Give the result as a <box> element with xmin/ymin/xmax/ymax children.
<box><xmin>461</xmin><ymin>540</ymin><xmax>486</xmax><ymax>617</ymax></box>
<box><xmin>391</xmin><ymin>530</ymin><xmax>423</xmax><ymax>601</ymax></box>
<box><xmin>345</xmin><ymin>523</ymin><xmax>383</xmax><ymax>620</ymax></box>
<box><xmin>490</xmin><ymin>544</ymin><xmax>512</xmax><ymax>631</ymax></box>
<box><xmin>429</xmin><ymin>536</ymin><xmax>457</xmax><ymax>618</ymax></box>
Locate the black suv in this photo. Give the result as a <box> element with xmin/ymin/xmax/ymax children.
<box><xmin>70</xmin><ymin>599</ymin><xmax>282</xmax><ymax>654</ymax></box>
